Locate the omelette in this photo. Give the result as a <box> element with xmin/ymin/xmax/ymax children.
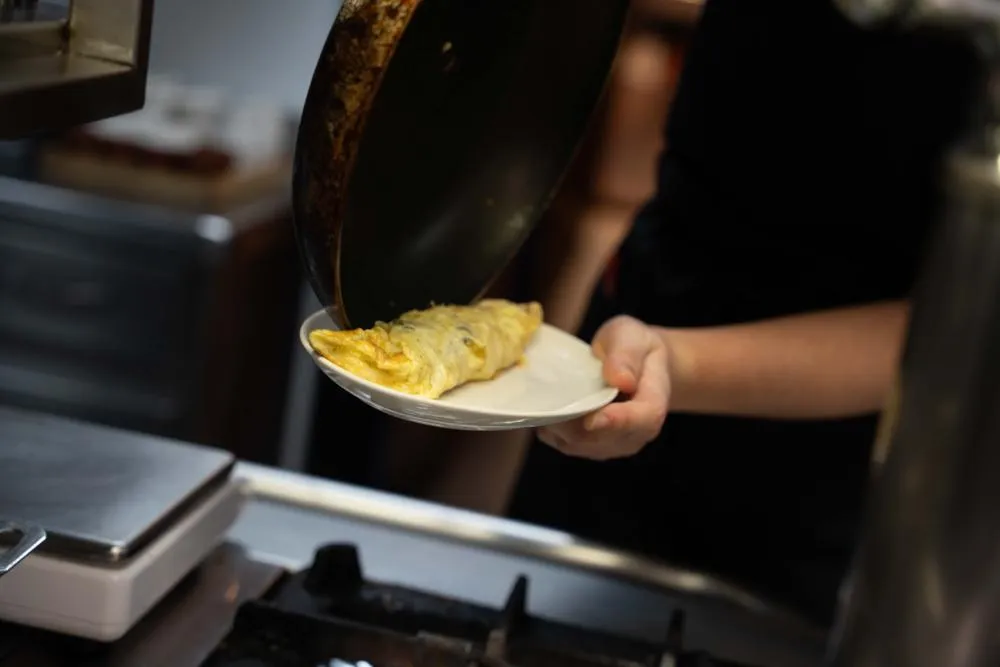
<box><xmin>309</xmin><ymin>299</ymin><xmax>544</xmax><ymax>399</ymax></box>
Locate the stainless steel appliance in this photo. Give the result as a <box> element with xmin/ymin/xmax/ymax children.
<box><xmin>0</xmin><ymin>406</ymin><xmax>243</xmax><ymax>641</ymax></box>
<box><xmin>0</xmin><ymin>176</ymin><xmax>300</xmax><ymax>463</ymax></box>
<box><xmin>0</xmin><ymin>0</ymin><xmax>153</xmax><ymax>138</ymax></box>
<box><xmin>0</xmin><ymin>406</ymin><xmax>235</xmax><ymax>563</ymax></box>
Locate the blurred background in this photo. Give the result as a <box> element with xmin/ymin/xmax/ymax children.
<box><xmin>0</xmin><ymin>0</ymin><xmax>699</xmax><ymax>516</ymax></box>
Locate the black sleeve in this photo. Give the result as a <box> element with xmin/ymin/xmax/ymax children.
<box><xmin>627</xmin><ymin>0</ymin><xmax>984</xmax><ymax>325</ymax></box>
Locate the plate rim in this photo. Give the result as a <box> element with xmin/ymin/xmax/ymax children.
<box><xmin>299</xmin><ymin>308</ymin><xmax>618</xmax><ymax>420</ymax></box>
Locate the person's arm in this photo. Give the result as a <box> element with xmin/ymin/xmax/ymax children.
<box><xmin>662</xmin><ymin>300</ymin><xmax>909</xmax><ymax>419</ymax></box>
<box><xmin>540</xmin><ymin>300</ymin><xmax>909</xmax><ymax>460</ymax></box>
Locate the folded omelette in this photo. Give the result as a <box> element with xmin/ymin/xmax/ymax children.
<box><xmin>309</xmin><ymin>299</ymin><xmax>544</xmax><ymax>399</ymax></box>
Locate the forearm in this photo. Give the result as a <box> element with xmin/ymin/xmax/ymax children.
<box><xmin>533</xmin><ymin>197</ymin><xmax>635</xmax><ymax>332</ymax></box>
<box><xmin>661</xmin><ymin>300</ymin><xmax>909</xmax><ymax>419</ymax></box>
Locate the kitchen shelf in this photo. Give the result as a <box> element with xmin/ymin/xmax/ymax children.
<box><xmin>0</xmin><ymin>0</ymin><xmax>152</xmax><ymax>139</ymax></box>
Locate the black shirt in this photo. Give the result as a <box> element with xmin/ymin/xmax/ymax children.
<box><xmin>510</xmin><ymin>0</ymin><xmax>981</xmax><ymax>626</ymax></box>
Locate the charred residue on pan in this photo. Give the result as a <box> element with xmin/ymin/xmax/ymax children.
<box><xmin>294</xmin><ymin>0</ymin><xmax>419</xmax><ymax>326</ymax></box>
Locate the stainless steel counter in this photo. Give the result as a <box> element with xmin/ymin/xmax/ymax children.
<box><xmin>230</xmin><ymin>463</ymin><xmax>826</xmax><ymax>667</ymax></box>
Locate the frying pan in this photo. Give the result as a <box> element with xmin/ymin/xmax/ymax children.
<box><xmin>293</xmin><ymin>0</ymin><xmax>631</xmax><ymax>329</ymax></box>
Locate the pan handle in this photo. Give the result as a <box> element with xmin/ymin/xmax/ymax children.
<box><xmin>0</xmin><ymin>521</ymin><xmax>45</xmax><ymax>576</ymax></box>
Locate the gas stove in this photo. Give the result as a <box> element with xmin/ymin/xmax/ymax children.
<box><xmin>0</xmin><ymin>542</ymin><xmax>760</xmax><ymax>667</ymax></box>
<box><xmin>0</xmin><ymin>408</ymin><xmax>818</xmax><ymax>667</ymax></box>
<box><xmin>205</xmin><ymin>544</ymin><xmax>747</xmax><ymax>667</ymax></box>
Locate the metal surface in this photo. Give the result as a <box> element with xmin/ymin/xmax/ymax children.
<box><xmin>230</xmin><ymin>463</ymin><xmax>825</xmax><ymax>667</ymax></box>
<box><xmin>0</xmin><ymin>406</ymin><xmax>234</xmax><ymax>563</ymax></box>
<box><xmin>827</xmin><ymin>5</ymin><xmax>1000</xmax><ymax>667</ymax></box>
<box><xmin>293</xmin><ymin>0</ymin><xmax>630</xmax><ymax>329</ymax></box>
<box><xmin>0</xmin><ymin>521</ymin><xmax>44</xmax><ymax>576</ymax></box>
<box><xmin>0</xmin><ymin>0</ymin><xmax>153</xmax><ymax>139</ymax></box>
<box><xmin>238</xmin><ymin>464</ymin><xmax>777</xmax><ymax>614</ymax></box>
<box><xmin>0</xmin><ymin>176</ymin><xmax>299</xmax><ymax>462</ymax></box>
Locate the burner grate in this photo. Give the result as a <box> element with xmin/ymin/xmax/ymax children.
<box><xmin>202</xmin><ymin>544</ymin><xmax>750</xmax><ymax>667</ymax></box>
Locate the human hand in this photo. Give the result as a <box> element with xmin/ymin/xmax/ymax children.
<box><xmin>537</xmin><ymin>316</ymin><xmax>670</xmax><ymax>460</ymax></box>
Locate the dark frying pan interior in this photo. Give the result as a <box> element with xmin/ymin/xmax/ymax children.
<box><xmin>294</xmin><ymin>0</ymin><xmax>630</xmax><ymax>328</ymax></box>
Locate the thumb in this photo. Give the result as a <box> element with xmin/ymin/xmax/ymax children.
<box><xmin>593</xmin><ymin>316</ymin><xmax>650</xmax><ymax>394</ymax></box>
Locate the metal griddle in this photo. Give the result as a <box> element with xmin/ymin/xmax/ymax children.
<box><xmin>293</xmin><ymin>0</ymin><xmax>630</xmax><ymax>329</ymax></box>
<box><xmin>0</xmin><ymin>406</ymin><xmax>234</xmax><ymax>564</ymax></box>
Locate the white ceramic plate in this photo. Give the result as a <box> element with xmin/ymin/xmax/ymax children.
<box><xmin>300</xmin><ymin>308</ymin><xmax>618</xmax><ymax>431</ymax></box>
